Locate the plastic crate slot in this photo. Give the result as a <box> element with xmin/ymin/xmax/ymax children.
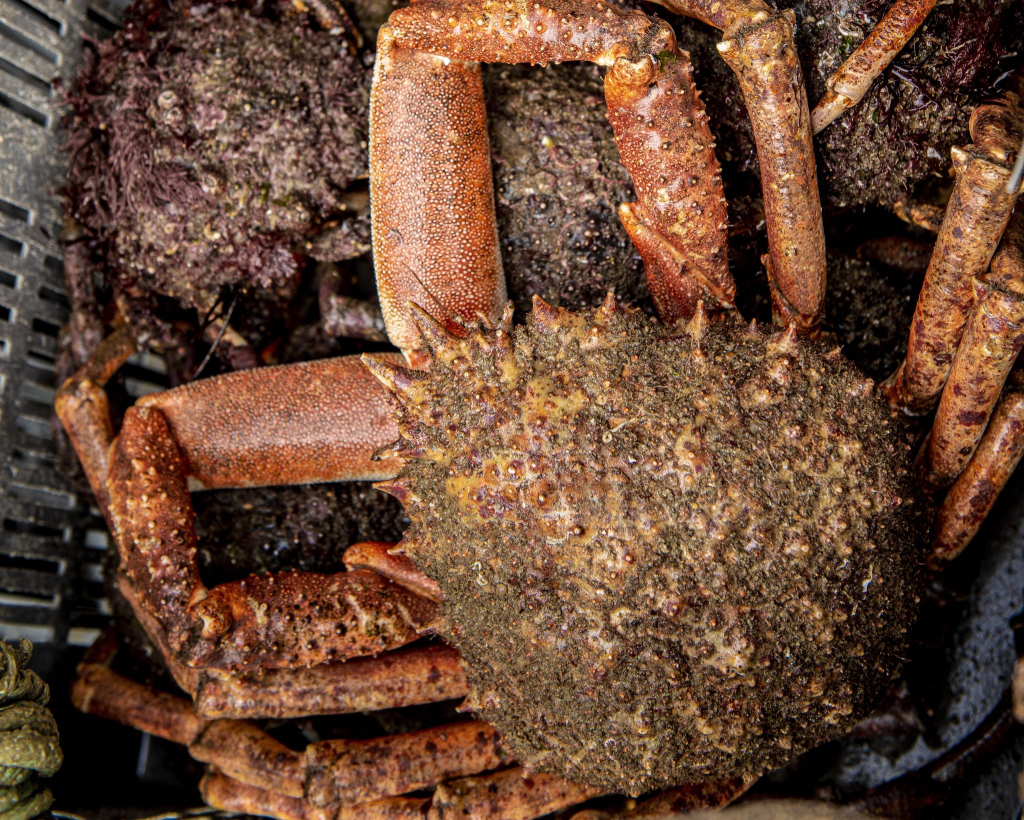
<box><xmin>0</xmin><ymin>553</ymin><xmax>63</xmax><ymax>576</ymax></box>
<box><xmin>38</xmin><ymin>285</ymin><xmax>70</xmax><ymax>311</ymax></box>
<box><xmin>0</xmin><ymin>303</ymin><xmax>11</xmax><ymax>322</ymax></box>
<box><xmin>4</xmin><ymin>0</ymin><xmax>62</xmax><ymax>34</ymax></box>
<box><xmin>2</xmin><ymin>516</ymin><xmax>65</xmax><ymax>540</ymax></box>
<box><xmin>67</xmin><ymin>626</ymin><xmax>102</xmax><ymax>647</ymax></box>
<box><xmin>20</xmin><ymin>378</ymin><xmax>54</xmax><ymax>403</ymax></box>
<box><xmin>30</xmin><ymin>315</ymin><xmax>59</xmax><ymax>336</ymax></box>
<box><xmin>15</xmin><ymin>412</ymin><xmax>53</xmax><ymax>441</ymax></box>
<box><xmin>85</xmin><ymin>5</ymin><xmax>120</xmax><ymax>33</ymax></box>
<box><xmin>0</xmin><ymin>87</ymin><xmax>48</xmax><ymax>126</ymax></box>
<box><xmin>0</xmin><ymin>338</ymin><xmax>9</xmax><ymax>358</ymax></box>
<box><xmin>0</xmin><ymin>232</ymin><xmax>25</xmax><ymax>257</ymax></box>
<box><xmin>83</xmin><ymin>528</ymin><xmax>109</xmax><ymax>550</ymax></box>
<box><xmin>6</xmin><ymin>481</ymin><xmax>75</xmax><ymax>511</ymax></box>
<box><xmin>11</xmin><ymin>446</ymin><xmax>56</xmax><ymax>468</ymax></box>
<box><xmin>0</xmin><ymin>198</ymin><xmax>32</xmax><ymax>224</ymax></box>
<box><xmin>0</xmin><ymin>22</ymin><xmax>59</xmax><ymax>65</ymax></box>
<box><xmin>42</xmin><ymin>254</ymin><xmax>61</xmax><ymax>277</ymax></box>
<box><xmin>0</xmin><ymin>624</ymin><xmax>55</xmax><ymax>644</ymax></box>
<box><xmin>26</xmin><ymin>346</ymin><xmax>55</xmax><ymax>365</ymax></box>
<box><xmin>82</xmin><ymin>562</ymin><xmax>103</xmax><ymax>584</ymax></box>
<box><xmin>0</xmin><ymin>269</ymin><xmax>18</xmax><ymax>288</ymax></box>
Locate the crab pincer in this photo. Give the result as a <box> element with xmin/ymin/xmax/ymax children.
<box><xmin>373</xmin><ymin>0</ymin><xmax>735</xmax><ymax>329</ymax></box>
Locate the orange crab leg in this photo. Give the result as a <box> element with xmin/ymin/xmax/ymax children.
<box><xmin>649</xmin><ymin>0</ymin><xmax>826</xmax><ymax>330</ymax></box>
<box><xmin>306</xmin><ymin>722</ymin><xmax>509</xmax><ymax>808</ymax></box>
<box><xmin>370</xmin><ymin>33</ymin><xmax>507</xmax><ymax>367</ymax></box>
<box><xmin>107</xmin><ymin>402</ymin><xmax>436</xmax><ymax>671</ymax></box>
<box><xmin>925</xmin><ymin>210</ymin><xmax>1024</xmax><ymax>488</ymax></box>
<box><xmin>194</xmin><ymin>643</ymin><xmax>468</xmax><ymax>720</ymax></box>
<box><xmin>343</xmin><ymin>541</ymin><xmax>442</xmax><ymax>602</ymax></box>
<box><xmin>137</xmin><ymin>355</ymin><xmax>403</xmax><ymax>488</ymax></box>
<box><xmin>929</xmin><ymin>389</ymin><xmax>1024</xmax><ymax>569</ymax></box>
<box><xmin>429</xmin><ymin>767</ymin><xmax>603</xmax><ymax>820</ymax></box>
<box><xmin>886</xmin><ymin>96</ymin><xmax>1024</xmax><ymax>414</ymax></box>
<box><xmin>382</xmin><ymin>0</ymin><xmax>735</xmax><ymax>325</ymax></box>
<box><xmin>811</xmin><ymin>0</ymin><xmax>938</xmax><ymax>133</ymax></box>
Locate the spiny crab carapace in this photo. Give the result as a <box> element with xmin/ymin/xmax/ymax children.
<box><xmin>57</xmin><ymin>0</ymin><xmax>1024</xmax><ymax>814</ymax></box>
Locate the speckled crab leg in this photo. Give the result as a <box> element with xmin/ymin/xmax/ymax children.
<box><xmin>811</xmin><ymin>0</ymin><xmax>938</xmax><ymax>133</ymax></box>
<box><xmin>428</xmin><ymin>767</ymin><xmax>603</xmax><ymax>820</ymax></box>
<box><xmin>201</xmin><ymin>771</ymin><xmax>432</xmax><ymax>820</ymax></box>
<box><xmin>929</xmin><ymin>389</ymin><xmax>1024</xmax><ymax>570</ymax></box>
<box><xmin>370</xmin><ymin>30</ymin><xmax>507</xmax><ymax>368</ymax></box>
<box><xmin>619</xmin><ymin>777</ymin><xmax>751</xmax><ymax>817</ymax></box>
<box><xmin>648</xmin><ymin>0</ymin><xmax>826</xmax><ymax>330</ymax></box>
<box><xmin>194</xmin><ymin>643</ymin><xmax>468</xmax><ymax>720</ymax></box>
<box><xmin>885</xmin><ymin>96</ymin><xmax>1024</xmax><ymax>414</ymax></box>
<box><xmin>54</xmin><ymin>325</ymin><xmax>138</xmax><ymax>515</ymax></box>
<box><xmin>106</xmin><ymin>402</ymin><xmax>436</xmax><ymax>670</ymax></box>
<box><xmin>924</xmin><ymin>210</ymin><xmax>1024</xmax><ymax>488</ymax></box>
<box><xmin>343</xmin><ymin>541</ymin><xmax>442</xmax><ymax>601</ymax></box>
<box><xmin>380</xmin><ymin>0</ymin><xmax>735</xmax><ymax>326</ymax></box>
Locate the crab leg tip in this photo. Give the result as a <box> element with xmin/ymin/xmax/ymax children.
<box><xmin>407</xmin><ymin>302</ymin><xmax>459</xmax><ymax>352</ymax></box>
<box><xmin>362</xmin><ymin>354</ymin><xmax>427</xmax><ymax>396</ymax></box>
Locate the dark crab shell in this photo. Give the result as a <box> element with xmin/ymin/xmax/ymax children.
<box><xmin>369</xmin><ymin>297</ymin><xmax>922</xmax><ymax>795</ymax></box>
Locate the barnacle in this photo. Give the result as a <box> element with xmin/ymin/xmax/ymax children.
<box><xmin>379</xmin><ymin>298</ymin><xmax>921</xmax><ymax>794</ymax></box>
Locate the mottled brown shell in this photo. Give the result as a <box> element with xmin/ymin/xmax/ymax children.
<box><xmin>373</xmin><ymin>298</ymin><xmax>920</xmax><ymax>795</ymax></box>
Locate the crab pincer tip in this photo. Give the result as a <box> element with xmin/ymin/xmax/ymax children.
<box><xmin>362</xmin><ymin>354</ymin><xmax>427</xmax><ymax>397</ymax></box>
<box><xmin>407</xmin><ymin>302</ymin><xmax>458</xmax><ymax>354</ymax></box>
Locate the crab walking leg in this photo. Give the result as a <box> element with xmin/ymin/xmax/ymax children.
<box><xmin>305</xmin><ymin>722</ymin><xmax>509</xmax><ymax>808</ymax></box>
<box><xmin>886</xmin><ymin>96</ymin><xmax>1024</xmax><ymax>414</ymax></box>
<box><xmin>201</xmin><ymin>771</ymin><xmax>433</xmax><ymax>820</ymax></box>
<box><xmin>621</xmin><ymin>777</ymin><xmax>750</xmax><ymax>817</ymax></box>
<box><xmin>929</xmin><ymin>391</ymin><xmax>1024</xmax><ymax>570</ymax></box>
<box><xmin>650</xmin><ymin>0</ymin><xmax>826</xmax><ymax>329</ymax></box>
<box><xmin>370</xmin><ymin>33</ymin><xmax>506</xmax><ymax>367</ymax></box>
<box><xmin>54</xmin><ymin>325</ymin><xmax>137</xmax><ymax>513</ymax></box>
<box><xmin>810</xmin><ymin>0</ymin><xmax>937</xmax><ymax>133</ymax></box>
<box><xmin>925</xmin><ymin>211</ymin><xmax>1024</xmax><ymax>488</ymax></box>
<box><xmin>384</xmin><ymin>0</ymin><xmax>735</xmax><ymax>325</ymax></box>
<box><xmin>189</xmin><ymin>720</ymin><xmax>304</xmax><ymax>798</ymax></box>
<box><xmin>194</xmin><ymin>643</ymin><xmax>468</xmax><ymax>719</ymax></box>
<box><xmin>427</xmin><ymin>767</ymin><xmax>604</xmax><ymax>820</ymax></box>
<box><xmin>136</xmin><ymin>355</ymin><xmax>404</xmax><ymax>488</ymax></box>
<box><xmin>343</xmin><ymin>541</ymin><xmax>442</xmax><ymax>602</ymax></box>
<box><xmin>107</xmin><ymin>405</ymin><xmax>436</xmax><ymax>670</ymax></box>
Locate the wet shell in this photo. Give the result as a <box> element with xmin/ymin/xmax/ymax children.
<box><xmin>370</xmin><ymin>297</ymin><xmax>921</xmax><ymax>795</ymax></box>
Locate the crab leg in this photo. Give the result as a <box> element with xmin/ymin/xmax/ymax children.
<box><xmin>343</xmin><ymin>541</ymin><xmax>442</xmax><ymax>602</ymax></box>
<box><xmin>194</xmin><ymin>643</ymin><xmax>468</xmax><ymax>720</ymax></box>
<box><xmin>929</xmin><ymin>389</ymin><xmax>1024</xmax><ymax>569</ymax></box>
<box><xmin>810</xmin><ymin>0</ymin><xmax>937</xmax><ymax>133</ymax></box>
<box><xmin>136</xmin><ymin>355</ymin><xmax>403</xmax><ymax>488</ymax></box>
<box><xmin>886</xmin><ymin>96</ymin><xmax>1024</xmax><ymax>414</ymax></box>
<box><xmin>305</xmin><ymin>722</ymin><xmax>509</xmax><ymax>808</ymax></box>
<box><xmin>54</xmin><ymin>325</ymin><xmax>137</xmax><ymax>513</ymax></box>
<box><xmin>370</xmin><ymin>34</ymin><xmax>507</xmax><ymax>367</ymax></box>
<box><xmin>925</xmin><ymin>211</ymin><xmax>1024</xmax><ymax>488</ymax></box>
<box><xmin>621</xmin><ymin>777</ymin><xmax>750</xmax><ymax>817</ymax></box>
<box><xmin>428</xmin><ymin>767</ymin><xmax>603</xmax><ymax>820</ymax></box>
<box><xmin>649</xmin><ymin>0</ymin><xmax>826</xmax><ymax>329</ymax></box>
<box><xmin>381</xmin><ymin>0</ymin><xmax>735</xmax><ymax>325</ymax></box>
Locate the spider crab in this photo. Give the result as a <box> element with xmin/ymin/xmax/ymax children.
<box><xmin>59</xmin><ymin>0</ymin><xmax>1024</xmax><ymax>814</ymax></box>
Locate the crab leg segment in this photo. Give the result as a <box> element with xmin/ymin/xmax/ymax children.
<box><xmin>929</xmin><ymin>390</ymin><xmax>1024</xmax><ymax>569</ymax></box>
<box><xmin>343</xmin><ymin>541</ymin><xmax>442</xmax><ymax>602</ymax></box>
<box><xmin>886</xmin><ymin>96</ymin><xmax>1024</xmax><ymax>414</ymax></box>
<box><xmin>651</xmin><ymin>0</ymin><xmax>826</xmax><ymax>329</ymax></box>
<box><xmin>925</xmin><ymin>211</ymin><xmax>1024</xmax><ymax>488</ymax></box>
<box><xmin>137</xmin><ymin>355</ymin><xmax>403</xmax><ymax>488</ymax></box>
<box><xmin>370</xmin><ymin>33</ymin><xmax>506</xmax><ymax>368</ymax></box>
<box><xmin>384</xmin><ymin>0</ymin><xmax>734</xmax><ymax>324</ymax></box>
<box><xmin>194</xmin><ymin>643</ymin><xmax>468</xmax><ymax>720</ymax></box>
<box><xmin>107</xmin><ymin>404</ymin><xmax>436</xmax><ymax>670</ymax></box>
<box><xmin>428</xmin><ymin>767</ymin><xmax>603</xmax><ymax>820</ymax></box>
<box><xmin>305</xmin><ymin>721</ymin><xmax>509</xmax><ymax>808</ymax></box>
<box><xmin>810</xmin><ymin>0</ymin><xmax>938</xmax><ymax>133</ymax></box>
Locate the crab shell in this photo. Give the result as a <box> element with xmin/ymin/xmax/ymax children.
<box><xmin>369</xmin><ymin>297</ymin><xmax>921</xmax><ymax>795</ymax></box>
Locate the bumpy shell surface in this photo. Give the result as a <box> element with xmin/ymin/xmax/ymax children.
<box><xmin>372</xmin><ymin>299</ymin><xmax>920</xmax><ymax>794</ymax></box>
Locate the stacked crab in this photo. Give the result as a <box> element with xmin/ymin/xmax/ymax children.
<box><xmin>56</xmin><ymin>0</ymin><xmax>1024</xmax><ymax>815</ymax></box>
